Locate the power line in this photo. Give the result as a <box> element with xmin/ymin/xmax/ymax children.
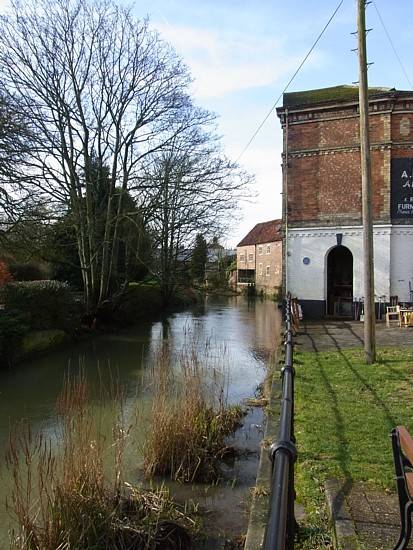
<box><xmin>372</xmin><ymin>0</ymin><xmax>413</xmax><ymax>89</ymax></box>
<box><xmin>236</xmin><ymin>0</ymin><xmax>344</xmax><ymax>163</ymax></box>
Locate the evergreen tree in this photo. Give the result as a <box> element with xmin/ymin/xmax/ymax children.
<box><xmin>190</xmin><ymin>234</ymin><xmax>208</xmax><ymax>282</ymax></box>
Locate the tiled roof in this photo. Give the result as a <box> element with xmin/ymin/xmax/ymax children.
<box><xmin>237</xmin><ymin>219</ymin><xmax>282</xmax><ymax>247</ymax></box>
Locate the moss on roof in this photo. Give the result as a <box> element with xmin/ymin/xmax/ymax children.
<box><xmin>283</xmin><ymin>85</ymin><xmax>394</xmax><ymax>108</ymax></box>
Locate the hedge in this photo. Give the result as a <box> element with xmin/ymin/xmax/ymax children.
<box><xmin>2</xmin><ymin>280</ymin><xmax>77</xmax><ymax>331</ymax></box>
<box><xmin>8</xmin><ymin>262</ymin><xmax>45</xmax><ymax>281</ymax></box>
<box><xmin>0</xmin><ymin>310</ymin><xmax>30</xmax><ymax>362</ymax></box>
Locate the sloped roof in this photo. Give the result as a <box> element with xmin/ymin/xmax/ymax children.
<box><xmin>283</xmin><ymin>84</ymin><xmax>394</xmax><ymax>108</ymax></box>
<box><xmin>237</xmin><ymin>219</ymin><xmax>282</xmax><ymax>247</ymax></box>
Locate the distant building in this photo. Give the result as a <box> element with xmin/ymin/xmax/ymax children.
<box><xmin>204</xmin><ymin>239</ymin><xmax>236</xmax><ymax>288</ymax></box>
<box><xmin>236</xmin><ymin>220</ymin><xmax>282</xmax><ymax>294</ymax></box>
<box><xmin>277</xmin><ymin>84</ymin><xmax>413</xmax><ymax>318</ymax></box>
<box><xmin>206</xmin><ymin>241</ymin><xmax>236</xmax><ymax>263</ymax></box>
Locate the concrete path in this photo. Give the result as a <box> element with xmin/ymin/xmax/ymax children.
<box><xmin>294</xmin><ymin>320</ymin><xmax>413</xmax><ymax>549</ymax></box>
<box><xmin>324</xmin><ymin>479</ymin><xmax>410</xmax><ymax>550</ymax></box>
<box><xmin>295</xmin><ymin>320</ymin><xmax>413</xmax><ymax>352</ymax></box>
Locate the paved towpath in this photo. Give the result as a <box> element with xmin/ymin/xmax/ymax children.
<box><xmin>324</xmin><ymin>478</ymin><xmax>409</xmax><ymax>550</ymax></box>
<box><xmin>296</xmin><ymin>319</ymin><xmax>413</xmax><ymax>352</ymax></box>
<box><xmin>294</xmin><ymin>320</ymin><xmax>413</xmax><ymax>549</ymax></box>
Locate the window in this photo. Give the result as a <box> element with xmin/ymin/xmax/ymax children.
<box><xmin>258</xmin><ymin>246</ymin><xmax>263</xmax><ymax>255</ymax></box>
<box><xmin>240</xmin><ymin>254</ymin><xmax>245</xmax><ymax>262</ymax></box>
<box><xmin>266</xmin><ymin>244</ymin><xmax>271</xmax><ymax>254</ymax></box>
<box><xmin>258</xmin><ymin>263</ymin><xmax>263</xmax><ymax>276</ymax></box>
<box><xmin>266</xmin><ymin>265</ymin><xmax>270</xmax><ymax>276</ymax></box>
<box><xmin>248</xmin><ymin>253</ymin><xmax>254</xmax><ymax>262</ymax></box>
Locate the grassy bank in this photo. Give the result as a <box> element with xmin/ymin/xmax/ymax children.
<box><xmin>294</xmin><ymin>347</ymin><xmax>413</xmax><ymax>548</ymax></box>
<box><xmin>1</xmin><ymin>282</ymin><xmax>202</xmax><ymax>366</ymax></box>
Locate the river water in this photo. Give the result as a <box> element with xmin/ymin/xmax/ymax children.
<box><xmin>0</xmin><ymin>295</ymin><xmax>281</xmax><ymax>547</ymax></box>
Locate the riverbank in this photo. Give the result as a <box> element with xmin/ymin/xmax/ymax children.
<box><xmin>4</xmin><ymin>283</ymin><xmax>280</xmax><ymax>369</ymax></box>
<box><xmin>112</xmin><ymin>282</ymin><xmax>201</xmax><ymax>325</ymax></box>
<box><xmin>0</xmin><ymin>282</ymin><xmax>202</xmax><ymax>367</ymax></box>
<box><xmin>0</xmin><ymin>296</ymin><xmax>282</xmax><ymax>547</ymax></box>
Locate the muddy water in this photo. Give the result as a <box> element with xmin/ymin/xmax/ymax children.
<box><xmin>0</xmin><ymin>295</ymin><xmax>281</xmax><ymax>547</ymax></box>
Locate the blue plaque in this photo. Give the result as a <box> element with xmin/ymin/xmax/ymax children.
<box><xmin>303</xmin><ymin>257</ymin><xmax>310</xmax><ymax>265</ymax></box>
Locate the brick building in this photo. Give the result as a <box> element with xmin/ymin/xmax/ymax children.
<box><xmin>277</xmin><ymin>85</ymin><xmax>413</xmax><ymax>317</ymax></box>
<box><xmin>236</xmin><ymin>220</ymin><xmax>282</xmax><ymax>294</ymax></box>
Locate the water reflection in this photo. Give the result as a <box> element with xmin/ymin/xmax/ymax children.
<box><xmin>0</xmin><ymin>295</ymin><xmax>281</xmax><ymax>546</ymax></box>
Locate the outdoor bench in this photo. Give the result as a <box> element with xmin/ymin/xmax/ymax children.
<box><xmin>391</xmin><ymin>426</ymin><xmax>413</xmax><ymax>550</ymax></box>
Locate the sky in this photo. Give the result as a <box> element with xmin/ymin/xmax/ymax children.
<box><xmin>1</xmin><ymin>0</ymin><xmax>413</xmax><ymax>247</ymax></box>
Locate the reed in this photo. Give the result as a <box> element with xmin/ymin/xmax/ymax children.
<box><xmin>143</xmin><ymin>340</ymin><xmax>244</xmax><ymax>483</ymax></box>
<box><xmin>6</xmin><ymin>373</ymin><xmax>194</xmax><ymax>549</ymax></box>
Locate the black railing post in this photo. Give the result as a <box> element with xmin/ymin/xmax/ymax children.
<box><xmin>264</xmin><ymin>293</ymin><xmax>297</xmax><ymax>550</ymax></box>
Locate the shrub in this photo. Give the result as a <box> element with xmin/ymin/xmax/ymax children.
<box><xmin>2</xmin><ymin>280</ymin><xmax>77</xmax><ymax>331</ymax></box>
<box><xmin>0</xmin><ymin>261</ymin><xmax>13</xmax><ymax>286</ymax></box>
<box><xmin>116</xmin><ymin>283</ymin><xmax>163</xmax><ymax>323</ymax></box>
<box><xmin>0</xmin><ymin>310</ymin><xmax>30</xmax><ymax>363</ymax></box>
<box><xmin>8</xmin><ymin>262</ymin><xmax>45</xmax><ymax>281</ymax></box>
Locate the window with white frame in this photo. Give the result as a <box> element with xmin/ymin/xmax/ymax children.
<box><xmin>248</xmin><ymin>253</ymin><xmax>254</xmax><ymax>262</ymax></box>
<box><xmin>258</xmin><ymin>246</ymin><xmax>263</xmax><ymax>255</ymax></box>
<box><xmin>258</xmin><ymin>263</ymin><xmax>263</xmax><ymax>276</ymax></box>
<box><xmin>266</xmin><ymin>265</ymin><xmax>270</xmax><ymax>276</ymax></box>
<box><xmin>240</xmin><ymin>254</ymin><xmax>245</xmax><ymax>262</ymax></box>
<box><xmin>266</xmin><ymin>244</ymin><xmax>271</xmax><ymax>254</ymax></box>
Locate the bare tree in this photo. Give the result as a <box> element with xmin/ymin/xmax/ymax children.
<box><xmin>140</xmin><ymin>121</ymin><xmax>252</xmax><ymax>304</ymax></box>
<box><xmin>0</xmin><ymin>94</ymin><xmax>38</xmax><ymax>237</ymax></box>
<box><xmin>0</xmin><ymin>0</ymin><xmax>195</xmax><ymax>309</ymax></box>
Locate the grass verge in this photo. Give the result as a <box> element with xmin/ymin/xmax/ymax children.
<box><xmin>294</xmin><ymin>347</ymin><xmax>413</xmax><ymax>549</ymax></box>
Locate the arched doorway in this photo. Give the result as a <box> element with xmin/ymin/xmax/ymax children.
<box><xmin>326</xmin><ymin>246</ymin><xmax>353</xmax><ymax>316</ymax></box>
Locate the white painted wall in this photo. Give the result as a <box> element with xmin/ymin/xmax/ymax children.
<box><xmin>287</xmin><ymin>225</ymin><xmax>394</xmax><ymax>302</ymax></box>
<box><xmin>390</xmin><ymin>227</ymin><xmax>413</xmax><ymax>301</ymax></box>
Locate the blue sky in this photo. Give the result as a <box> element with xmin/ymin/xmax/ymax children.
<box><xmin>130</xmin><ymin>0</ymin><xmax>413</xmax><ymax>246</ymax></box>
<box><xmin>1</xmin><ymin>0</ymin><xmax>413</xmax><ymax>246</ymax></box>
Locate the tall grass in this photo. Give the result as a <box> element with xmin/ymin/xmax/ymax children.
<box><xmin>6</xmin><ymin>374</ymin><xmax>194</xmax><ymax>549</ymax></box>
<box><xmin>143</xmin><ymin>340</ymin><xmax>244</xmax><ymax>483</ymax></box>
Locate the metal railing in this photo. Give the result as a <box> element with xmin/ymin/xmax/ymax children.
<box><xmin>264</xmin><ymin>293</ymin><xmax>297</xmax><ymax>549</ymax></box>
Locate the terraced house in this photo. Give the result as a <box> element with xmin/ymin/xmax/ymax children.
<box><xmin>277</xmin><ymin>85</ymin><xmax>413</xmax><ymax>318</ymax></box>
<box><xmin>236</xmin><ymin>219</ymin><xmax>282</xmax><ymax>294</ymax></box>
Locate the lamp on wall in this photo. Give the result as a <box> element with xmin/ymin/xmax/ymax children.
<box><xmin>336</xmin><ymin>233</ymin><xmax>343</xmax><ymax>246</ymax></box>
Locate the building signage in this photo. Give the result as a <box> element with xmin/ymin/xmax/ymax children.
<box><xmin>391</xmin><ymin>158</ymin><xmax>413</xmax><ymax>219</ymax></box>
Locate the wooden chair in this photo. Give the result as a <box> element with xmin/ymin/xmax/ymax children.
<box><xmin>391</xmin><ymin>426</ymin><xmax>413</xmax><ymax>549</ymax></box>
<box><xmin>386</xmin><ymin>305</ymin><xmax>401</xmax><ymax>327</ymax></box>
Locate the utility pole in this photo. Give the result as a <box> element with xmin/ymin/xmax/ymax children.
<box><xmin>283</xmin><ymin>108</ymin><xmax>289</xmax><ymax>297</ymax></box>
<box><xmin>357</xmin><ymin>0</ymin><xmax>376</xmax><ymax>363</ymax></box>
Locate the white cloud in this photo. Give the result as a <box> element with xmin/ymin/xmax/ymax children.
<box><xmin>228</xmin><ymin>143</ymin><xmax>283</xmax><ymax>247</ymax></box>
<box><xmin>150</xmin><ymin>12</ymin><xmax>332</xmax><ymax>246</ymax></box>
<box><xmin>0</xmin><ymin>0</ymin><xmax>10</xmax><ymax>13</ymax></box>
<box><xmin>155</xmin><ymin>22</ymin><xmax>305</xmax><ymax>99</ymax></box>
